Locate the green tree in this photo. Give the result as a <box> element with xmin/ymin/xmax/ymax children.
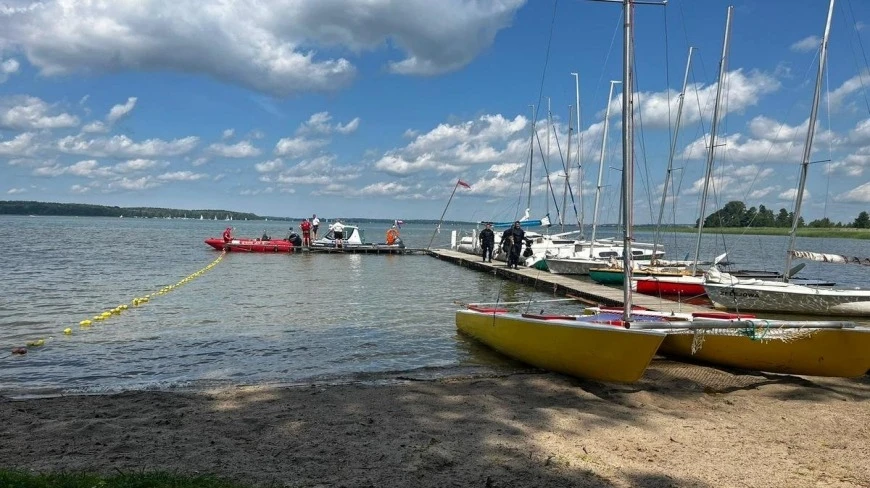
<box><xmin>775</xmin><ymin>208</ymin><xmax>791</xmax><ymax>227</ymax></box>
<box><xmin>755</xmin><ymin>205</ymin><xmax>775</xmax><ymax>227</ymax></box>
<box><xmin>854</xmin><ymin>211</ymin><xmax>870</xmax><ymax>229</ymax></box>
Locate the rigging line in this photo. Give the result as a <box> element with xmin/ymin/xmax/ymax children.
<box><xmin>551</xmin><ymin>117</ymin><xmax>582</xmax><ymax>227</ymax></box>
<box><xmin>844</xmin><ymin>0</ymin><xmax>870</xmax><ymax>115</ymax></box>
<box><xmin>591</xmin><ymin>9</ymin><xmax>625</xmax><ymax>130</ymax></box>
<box><xmin>533</xmin><ymin>124</ymin><xmax>563</xmax><ymax>219</ymax></box>
<box><xmin>532</xmin><ymin>0</ymin><xmax>560</xmax><ymax>126</ymax></box>
<box><xmin>630</xmin><ymin>29</ymin><xmax>657</xmax><ymax>227</ymax></box>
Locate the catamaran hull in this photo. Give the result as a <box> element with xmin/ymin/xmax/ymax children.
<box><xmin>659</xmin><ymin>327</ymin><xmax>870</xmax><ymax>377</ymax></box>
<box><xmin>704</xmin><ymin>282</ymin><xmax>870</xmax><ymax>317</ymax></box>
<box><xmin>455</xmin><ymin>309</ymin><xmax>665</xmax><ymax>383</ymax></box>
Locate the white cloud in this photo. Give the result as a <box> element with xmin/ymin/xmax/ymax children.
<box><xmin>6</xmin><ymin>187</ymin><xmax>26</xmax><ymax>194</ymax></box>
<box><xmin>109</xmin><ymin>176</ymin><xmax>159</xmax><ymax>191</ymax></box>
<box><xmin>221</xmin><ymin>128</ymin><xmax>235</xmax><ymax>140</ymax></box>
<box><xmin>70</xmin><ymin>184</ymin><xmax>90</xmax><ymax>193</ymax></box>
<box><xmin>603</xmin><ymin>69</ymin><xmax>780</xmax><ymax>130</ymax></box>
<box><xmin>0</xmin><ymin>58</ymin><xmax>20</xmax><ymax>82</ymax></box>
<box><xmin>0</xmin><ymin>132</ymin><xmax>38</xmax><ymax>156</ymax></box>
<box><xmin>106</xmin><ymin>97</ymin><xmax>137</xmax><ymax>124</ymax></box>
<box><xmin>82</xmin><ymin>121</ymin><xmax>109</xmax><ymax>133</ymax></box>
<box><xmin>255</xmin><ymin>158</ymin><xmax>284</xmax><ymax>173</ymax></box>
<box><xmin>157</xmin><ymin>171</ymin><xmax>207</xmax><ymax>181</ymax></box>
<box><xmin>826</xmin><ymin>71</ymin><xmax>870</xmax><ymax>111</ymax></box>
<box><xmin>0</xmin><ymin>0</ymin><xmax>524</xmax><ymax>96</ymax></box>
<box><xmin>274</xmin><ymin>136</ymin><xmax>328</xmax><ymax>158</ymax></box>
<box><xmin>297</xmin><ymin>111</ymin><xmax>361</xmax><ymax>135</ymax></box>
<box><xmin>778</xmin><ymin>187</ymin><xmax>809</xmax><ymax>202</ymax></box>
<box><xmin>790</xmin><ymin>35</ymin><xmax>820</xmax><ymax>52</ymax></box>
<box><xmin>0</xmin><ymin>96</ymin><xmax>79</xmax><ymax>130</ymax></box>
<box><xmin>336</xmin><ymin>117</ymin><xmax>360</xmax><ymax>134</ymax></box>
<box><xmin>113</xmin><ymin>159</ymin><xmax>168</xmax><ymax>173</ymax></box>
<box><xmin>208</xmin><ymin>140</ymin><xmax>262</xmax><ymax>158</ymax></box>
<box><xmin>374</xmin><ymin>114</ymin><xmax>529</xmax><ymax>176</ymax></box>
<box><xmin>837</xmin><ymin>182</ymin><xmax>870</xmax><ymax>202</ymax></box>
<box><xmin>57</xmin><ymin>134</ymin><xmax>199</xmax><ymax>158</ymax></box>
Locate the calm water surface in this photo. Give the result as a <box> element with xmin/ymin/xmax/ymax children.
<box><xmin>1</xmin><ymin>216</ymin><xmax>867</xmax><ymax>396</ymax></box>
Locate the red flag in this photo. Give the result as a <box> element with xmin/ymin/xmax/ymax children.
<box><xmin>457</xmin><ymin>179</ymin><xmax>471</xmax><ymax>189</ymax></box>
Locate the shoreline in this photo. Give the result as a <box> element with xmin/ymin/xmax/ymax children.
<box><xmin>2</xmin><ymin>361</ymin><xmax>868</xmax><ymax>488</ymax></box>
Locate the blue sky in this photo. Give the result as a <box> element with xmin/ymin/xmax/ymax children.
<box><xmin>1</xmin><ymin>0</ymin><xmax>869</xmax><ymax>224</ymax></box>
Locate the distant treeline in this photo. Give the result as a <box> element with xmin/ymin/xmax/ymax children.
<box><xmin>0</xmin><ymin>200</ymin><xmax>470</xmax><ymax>225</ymax></box>
<box><xmin>701</xmin><ymin>201</ymin><xmax>870</xmax><ymax>229</ymax></box>
<box><xmin>0</xmin><ymin>200</ymin><xmax>263</xmax><ymax>221</ymax></box>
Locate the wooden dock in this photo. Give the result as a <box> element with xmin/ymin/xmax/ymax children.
<box><xmin>427</xmin><ymin>248</ymin><xmax>713</xmax><ymax>315</ymax></box>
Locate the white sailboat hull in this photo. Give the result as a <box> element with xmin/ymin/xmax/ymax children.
<box><xmin>704</xmin><ymin>271</ymin><xmax>870</xmax><ymax>317</ymax></box>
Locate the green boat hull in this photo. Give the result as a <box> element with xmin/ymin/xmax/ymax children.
<box><xmin>589</xmin><ymin>269</ymin><xmax>624</xmax><ymax>284</ymax></box>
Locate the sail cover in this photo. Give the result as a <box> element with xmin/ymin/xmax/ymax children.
<box><xmin>790</xmin><ymin>250</ymin><xmax>870</xmax><ymax>266</ymax></box>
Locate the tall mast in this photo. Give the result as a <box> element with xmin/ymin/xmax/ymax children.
<box><xmin>653</xmin><ymin>47</ymin><xmax>693</xmax><ymax>266</ymax></box>
<box><xmin>692</xmin><ymin>7</ymin><xmax>732</xmax><ymax>274</ymax></box>
<box><xmin>546</xmin><ymin>97</ymin><xmax>552</xmax><ymax>218</ymax></box>
<box><xmin>590</xmin><ymin>80</ymin><xmax>621</xmax><ymax>247</ymax></box>
<box><xmin>784</xmin><ymin>0</ymin><xmax>835</xmax><ymax>280</ymax></box>
<box><xmin>572</xmin><ymin>72</ymin><xmax>584</xmax><ymax>234</ymax></box>
<box><xmin>563</xmin><ymin>105</ymin><xmax>573</xmax><ymax>232</ymax></box>
<box><xmin>527</xmin><ymin>104</ymin><xmax>535</xmax><ymax>214</ymax></box>
<box><xmin>621</xmin><ymin>0</ymin><xmax>634</xmax><ymax>321</ymax></box>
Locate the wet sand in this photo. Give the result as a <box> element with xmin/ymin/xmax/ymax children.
<box><xmin>1</xmin><ymin>361</ymin><xmax>868</xmax><ymax>488</ymax></box>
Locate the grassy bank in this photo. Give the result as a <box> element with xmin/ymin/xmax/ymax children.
<box><xmin>0</xmin><ymin>470</ymin><xmax>253</xmax><ymax>488</ymax></box>
<box><xmin>660</xmin><ymin>226</ymin><xmax>870</xmax><ymax>239</ymax></box>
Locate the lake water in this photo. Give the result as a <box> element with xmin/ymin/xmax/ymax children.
<box><xmin>1</xmin><ymin>215</ymin><xmax>867</xmax><ymax>396</ymax></box>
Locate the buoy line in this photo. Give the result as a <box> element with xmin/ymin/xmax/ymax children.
<box><xmin>10</xmin><ymin>251</ymin><xmax>227</xmax><ymax>356</ymax></box>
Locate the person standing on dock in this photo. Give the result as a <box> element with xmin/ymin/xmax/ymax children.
<box><xmin>500</xmin><ymin>221</ymin><xmax>526</xmax><ymax>269</ymax></box>
<box><xmin>300</xmin><ymin>218</ymin><xmax>312</xmax><ymax>246</ymax></box>
<box><xmin>330</xmin><ymin>219</ymin><xmax>345</xmax><ymax>248</ymax></box>
<box><xmin>479</xmin><ymin>223</ymin><xmax>495</xmax><ymax>263</ymax></box>
<box><xmin>311</xmin><ymin>214</ymin><xmax>320</xmax><ymax>240</ymax></box>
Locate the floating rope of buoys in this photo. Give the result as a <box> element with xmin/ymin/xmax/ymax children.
<box><xmin>12</xmin><ymin>251</ymin><xmax>226</xmax><ymax>355</ymax></box>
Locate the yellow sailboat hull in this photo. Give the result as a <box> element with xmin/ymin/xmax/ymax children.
<box><xmin>455</xmin><ymin>309</ymin><xmax>665</xmax><ymax>383</ymax></box>
<box><xmin>659</xmin><ymin>327</ymin><xmax>870</xmax><ymax>377</ymax></box>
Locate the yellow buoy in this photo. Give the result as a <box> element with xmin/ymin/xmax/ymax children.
<box><xmin>80</xmin><ymin>319</ymin><xmax>92</xmax><ymax>326</ymax></box>
<box><xmin>64</xmin><ymin>328</ymin><xmax>73</xmax><ymax>335</ymax></box>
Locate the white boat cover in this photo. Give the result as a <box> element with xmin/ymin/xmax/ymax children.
<box><xmin>790</xmin><ymin>250</ymin><xmax>870</xmax><ymax>266</ymax></box>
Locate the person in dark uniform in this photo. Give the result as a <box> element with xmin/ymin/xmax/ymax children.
<box><xmin>500</xmin><ymin>221</ymin><xmax>527</xmax><ymax>269</ymax></box>
<box><xmin>478</xmin><ymin>222</ymin><xmax>495</xmax><ymax>262</ymax></box>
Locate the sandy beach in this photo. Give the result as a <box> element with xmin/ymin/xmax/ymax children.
<box><xmin>1</xmin><ymin>360</ymin><xmax>868</xmax><ymax>488</ymax></box>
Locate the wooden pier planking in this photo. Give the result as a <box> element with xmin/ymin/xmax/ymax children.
<box><xmin>427</xmin><ymin>248</ymin><xmax>713</xmax><ymax>315</ymax></box>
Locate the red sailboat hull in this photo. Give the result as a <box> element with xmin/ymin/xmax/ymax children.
<box><xmin>634</xmin><ymin>276</ymin><xmax>706</xmax><ymax>296</ymax></box>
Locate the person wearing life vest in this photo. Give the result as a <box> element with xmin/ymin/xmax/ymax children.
<box><xmin>386</xmin><ymin>225</ymin><xmax>400</xmax><ymax>245</ymax></box>
<box><xmin>222</xmin><ymin>227</ymin><xmax>233</xmax><ymax>242</ymax></box>
<box><xmin>300</xmin><ymin>219</ymin><xmax>312</xmax><ymax>246</ymax></box>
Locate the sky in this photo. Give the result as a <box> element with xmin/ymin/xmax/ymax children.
<box><xmin>1</xmin><ymin>0</ymin><xmax>870</xmax><ymax>224</ymax></box>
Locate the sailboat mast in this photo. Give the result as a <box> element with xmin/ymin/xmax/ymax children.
<box><xmin>591</xmin><ymin>80</ymin><xmax>621</xmax><ymax>246</ymax></box>
<box><xmin>563</xmin><ymin>105</ymin><xmax>573</xmax><ymax>233</ymax></box>
<box><xmin>692</xmin><ymin>7</ymin><xmax>732</xmax><ymax>274</ymax></box>
<box><xmin>784</xmin><ymin>0</ymin><xmax>835</xmax><ymax>281</ymax></box>
<box><xmin>653</xmin><ymin>47</ymin><xmax>694</xmax><ymax>266</ymax></box>
<box><xmin>527</xmin><ymin>104</ymin><xmax>535</xmax><ymax>214</ymax></box>
<box><xmin>572</xmin><ymin>73</ymin><xmax>584</xmax><ymax>233</ymax></box>
<box><xmin>621</xmin><ymin>0</ymin><xmax>634</xmax><ymax>321</ymax></box>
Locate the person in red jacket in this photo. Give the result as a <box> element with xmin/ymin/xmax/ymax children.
<box><xmin>300</xmin><ymin>218</ymin><xmax>312</xmax><ymax>246</ymax></box>
<box><xmin>222</xmin><ymin>227</ymin><xmax>233</xmax><ymax>242</ymax></box>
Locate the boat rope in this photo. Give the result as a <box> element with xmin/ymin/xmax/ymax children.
<box><xmin>11</xmin><ymin>251</ymin><xmax>226</xmax><ymax>356</ymax></box>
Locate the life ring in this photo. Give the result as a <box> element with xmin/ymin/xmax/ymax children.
<box><xmin>386</xmin><ymin>228</ymin><xmax>399</xmax><ymax>245</ymax></box>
